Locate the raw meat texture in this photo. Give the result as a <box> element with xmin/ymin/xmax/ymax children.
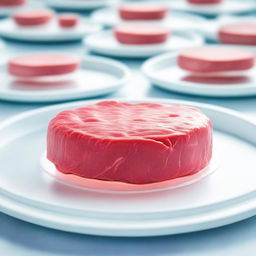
<box><xmin>58</xmin><ymin>14</ymin><xmax>79</xmax><ymax>28</ymax></box>
<box><xmin>8</xmin><ymin>54</ymin><xmax>80</xmax><ymax>77</ymax></box>
<box><xmin>0</xmin><ymin>0</ymin><xmax>26</xmax><ymax>6</ymax></box>
<box><xmin>13</xmin><ymin>9</ymin><xmax>53</xmax><ymax>26</ymax></box>
<box><xmin>187</xmin><ymin>0</ymin><xmax>222</xmax><ymax>4</ymax></box>
<box><xmin>47</xmin><ymin>101</ymin><xmax>212</xmax><ymax>185</ymax></box>
<box><xmin>178</xmin><ymin>47</ymin><xmax>254</xmax><ymax>73</ymax></box>
<box><xmin>114</xmin><ymin>24</ymin><xmax>169</xmax><ymax>45</ymax></box>
<box><xmin>219</xmin><ymin>23</ymin><xmax>256</xmax><ymax>46</ymax></box>
<box><xmin>119</xmin><ymin>3</ymin><xmax>168</xmax><ymax>20</ymax></box>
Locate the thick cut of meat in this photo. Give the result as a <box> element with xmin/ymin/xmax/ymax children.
<box><xmin>114</xmin><ymin>24</ymin><xmax>169</xmax><ymax>45</ymax></box>
<box><xmin>178</xmin><ymin>47</ymin><xmax>254</xmax><ymax>73</ymax></box>
<box><xmin>187</xmin><ymin>0</ymin><xmax>222</xmax><ymax>4</ymax></box>
<box><xmin>58</xmin><ymin>14</ymin><xmax>79</xmax><ymax>28</ymax></box>
<box><xmin>8</xmin><ymin>54</ymin><xmax>80</xmax><ymax>77</ymax></box>
<box><xmin>47</xmin><ymin>101</ymin><xmax>212</xmax><ymax>185</ymax></box>
<box><xmin>13</xmin><ymin>9</ymin><xmax>53</xmax><ymax>26</ymax></box>
<box><xmin>119</xmin><ymin>4</ymin><xmax>168</xmax><ymax>20</ymax></box>
<box><xmin>218</xmin><ymin>23</ymin><xmax>256</xmax><ymax>46</ymax></box>
<box><xmin>0</xmin><ymin>0</ymin><xmax>26</xmax><ymax>6</ymax></box>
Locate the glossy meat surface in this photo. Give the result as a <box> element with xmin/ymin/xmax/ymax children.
<box><xmin>47</xmin><ymin>101</ymin><xmax>212</xmax><ymax>184</ymax></box>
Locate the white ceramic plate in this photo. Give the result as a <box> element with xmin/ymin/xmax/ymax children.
<box><xmin>0</xmin><ymin>0</ymin><xmax>44</xmax><ymax>17</ymax></box>
<box><xmin>91</xmin><ymin>7</ymin><xmax>206</xmax><ymax>31</ymax></box>
<box><xmin>45</xmin><ymin>0</ymin><xmax>119</xmax><ymax>10</ymax></box>
<box><xmin>169</xmin><ymin>0</ymin><xmax>256</xmax><ymax>16</ymax></box>
<box><xmin>0</xmin><ymin>18</ymin><xmax>102</xmax><ymax>42</ymax></box>
<box><xmin>0</xmin><ymin>99</ymin><xmax>256</xmax><ymax>236</ymax></box>
<box><xmin>143</xmin><ymin>50</ymin><xmax>256</xmax><ymax>97</ymax></box>
<box><xmin>0</xmin><ymin>56</ymin><xmax>130</xmax><ymax>103</ymax></box>
<box><xmin>84</xmin><ymin>30</ymin><xmax>204</xmax><ymax>58</ymax></box>
<box><xmin>198</xmin><ymin>15</ymin><xmax>256</xmax><ymax>44</ymax></box>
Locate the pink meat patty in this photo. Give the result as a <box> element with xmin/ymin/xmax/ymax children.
<box><xmin>47</xmin><ymin>101</ymin><xmax>212</xmax><ymax>185</ymax></box>
<box><xmin>8</xmin><ymin>54</ymin><xmax>80</xmax><ymax>77</ymax></box>
<box><xmin>187</xmin><ymin>0</ymin><xmax>222</xmax><ymax>4</ymax></box>
<box><xmin>178</xmin><ymin>47</ymin><xmax>254</xmax><ymax>73</ymax></box>
<box><xmin>58</xmin><ymin>14</ymin><xmax>79</xmax><ymax>28</ymax></box>
<box><xmin>114</xmin><ymin>24</ymin><xmax>169</xmax><ymax>45</ymax></box>
<box><xmin>0</xmin><ymin>0</ymin><xmax>26</xmax><ymax>6</ymax></box>
<box><xmin>219</xmin><ymin>23</ymin><xmax>256</xmax><ymax>46</ymax></box>
<box><xmin>13</xmin><ymin>9</ymin><xmax>53</xmax><ymax>26</ymax></box>
<box><xmin>119</xmin><ymin>3</ymin><xmax>168</xmax><ymax>20</ymax></box>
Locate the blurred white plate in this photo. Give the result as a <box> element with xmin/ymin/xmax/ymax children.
<box><xmin>84</xmin><ymin>30</ymin><xmax>204</xmax><ymax>58</ymax></box>
<box><xmin>198</xmin><ymin>15</ymin><xmax>256</xmax><ymax>43</ymax></box>
<box><xmin>91</xmin><ymin>7</ymin><xmax>206</xmax><ymax>31</ymax></box>
<box><xmin>0</xmin><ymin>99</ymin><xmax>256</xmax><ymax>236</ymax></box>
<box><xmin>169</xmin><ymin>0</ymin><xmax>256</xmax><ymax>16</ymax></box>
<box><xmin>0</xmin><ymin>0</ymin><xmax>44</xmax><ymax>17</ymax></box>
<box><xmin>45</xmin><ymin>0</ymin><xmax>119</xmax><ymax>10</ymax></box>
<box><xmin>0</xmin><ymin>18</ymin><xmax>102</xmax><ymax>42</ymax></box>
<box><xmin>143</xmin><ymin>50</ymin><xmax>256</xmax><ymax>97</ymax></box>
<box><xmin>0</xmin><ymin>56</ymin><xmax>130</xmax><ymax>102</ymax></box>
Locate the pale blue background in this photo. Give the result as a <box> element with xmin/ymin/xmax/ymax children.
<box><xmin>1</xmin><ymin>6</ymin><xmax>256</xmax><ymax>255</ymax></box>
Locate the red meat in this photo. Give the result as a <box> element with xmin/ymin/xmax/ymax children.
<box><xmin>8</xmin><ymin>54</ymin><xmax>80</xmax><ymax>77</ymax></box>
<box><xmin>178</xmin><ymin>47</ymin><xmax>254</xmax><ymax>73</ymax></box>
<box><xmin>0</xmin><ymin>0</ymin><xmax>26</xmax><ymax>6</ymax></box>
<box><xmin>119</xmin><ymin>3</ymin><xmax>168</xmax><ymax>20</ymax></box>
<box><xmin>47</xmin><ymin>101</ymin><xmax>212</xmax><ymax>185</ymax></box>
<box><xmin>219</xmin><ymin>23</ymin><xmax>256</xmax><ymax>46</ymax></box>
<box><xmin>187</xmin><ymin>0</ymin><xmax>222</xmax><ymax>4</ymax></box>
<box><xmin>114</xmin><ymin>24</ymin><xmax>169</xmax><ymax>45</ymax></box>
<box><xmin>13</xmin><ymin>9</ymin><xmax>53</xmax><ymax>26</ymax></box>
<box><xmin>58</xmin><ymin>14</ymin><xmax>79</xmax><ymax>28</ymax></box>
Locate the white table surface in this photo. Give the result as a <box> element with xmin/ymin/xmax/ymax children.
<box><xmin>1</xmin><ymin>32</ymin><xmax>256</xmax><ymax>255</ymax></box>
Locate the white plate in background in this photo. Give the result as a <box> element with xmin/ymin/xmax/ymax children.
<box><xmin>84</xmin><ymin>30</ymin><xmax>204</xmax><ymax>58</ymax></box>
<box><xmin>0</xmin><ymin>56</ymin><xmax>130</xmax><ymax>102</ymax></box>
<box><xmin>0</xmin><ymin>18</ymin><xmax>102</xmax><ymax>42</ymax></box>
<box><xmin>169</xmin><ymin>0</ymin><xmax>256</xmax><ymax>16</ymax></box>
<box><xmin>143</xmin><ymin>49</ymin><xmax>256</xmax><ymax>97</ymax></box>
<box><xmin>91</xmin><ymin>7</ymin><xmax>206</xmax><ymax>31</ymax></box>
<box><xmin>45</xmin><ymin>0</ymin><xmax>120</xmax><ymax>10</ymax></box>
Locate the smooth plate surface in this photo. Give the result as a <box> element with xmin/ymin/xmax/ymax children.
<box><xmin>85</xmin><ymin>30</ymin><xmax>204</xmax><ymax>58</ymax></box>
<box><xmin>0</xmin><ymin>99</ymin><xmax>256</xmax><ymax>236</ymax></box>
<box><xmin>143</xmin><ymin>50</ymin><xmax>256</xmax><ymax>97</ymax></box>
<box><xmin>0</xmin><ymin>0</ymin><xmax>44</xmax><ymax>17</ymax></box>
<box><xmin>91</xmin><ymin>7</ymin><xmax>206</xmax><ymax>31</ymax></box>
<box><xmin>46</xmin><ymin>0</ymin><xmax>119</xmax><ymax>10</ymax></box>
<box><xmin>198</xmin><ymin>15</ymin><xmax>256</xmax><ymax>44</ymax></box>
<box><xmin>0</xmin><ymin>18</ymin><xmax>102</xmax><ymax>42</ymax></box>
<box><xmin>169</xmin><ymin>0</ymin><xmax>256</xmax><ymax>16</ymax></box>
<box><xmin>0</xmin><ymin>56</ymin><xmax>130</xmax><ymax>102</ymax></box>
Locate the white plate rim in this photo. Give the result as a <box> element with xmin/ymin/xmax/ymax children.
<box><xmin>0</xmin><ymin>18</ymin><xmax>102</xmax><ymax>42</ymax></box>
<box><xmin>0</xmin><ymin>55</ymin><xmax>131</xmax><ymax>103</ymax></box>
<box><xmin>0</xmin><ymin>98</ymin><xmax>256</xmax><ymax>236</ymax></box>
<box><xmin>142</xmin><ymin>50</ymin><xmax>256</xmax><ymax>97</ymax></box>
<box><xmin>84</xmin><ymin>30</ymin><xmax>204</xmax><ymax>58</ymax></box>
<box><xmin>90</xmin><ymin>7</ymin><xmax>207</xmax><ymax>27</ymax></box>
<box><xmin>46</xmin><ymin>0</ymin><xmax>119</xmax><ymax>10</ymax></box>
<box><xmin>169</xmin><ymin>0</ymin><xmax>256</xmax><ymax>16</ymax></box>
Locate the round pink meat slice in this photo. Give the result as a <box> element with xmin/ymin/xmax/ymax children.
<box><xmin>218</xmin><ymin>23</ymin><xmax>256</xmax><ymax>46</ymax></box>
<box><xmin>58</xmin><ymin>14</ymin><xmax>79</xmax><ymax>28</ymax></box>
<box><xmin>114</xmin><ymin>24</ymin><xmax>169</xmax><ymax>45</ymax></box>
<box><xmin>118</xmin><ymin>4</ymin><xmax>169</xmax><ymax>21</ymax></box>
<box><xmin>187</xmin><ymin>0</ymin><xmax>222</xmax><ymax>4</ymax></box>
<box><xmin>13</xmin><ymin>9</ymin><xmax>53</xmax><ymax>26</ymax></box>
<box><xmin>47</xmin><ymin>101</ymin><xmax>212</xmax><ymax>185</ymax></box>
<box><xmin>8</xmin><ymin>54</ymin><xmax>80</xmax><ymax>77</ymax></box>
<box><xmin>0</xmin><ymin>0</ymin><xmax>26</xmax><ymax>6</ymax></box>
<box><xmin>177</xmin><ymin>47</ymin><xmax>254</xmax><ymax>73</ymax></box>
